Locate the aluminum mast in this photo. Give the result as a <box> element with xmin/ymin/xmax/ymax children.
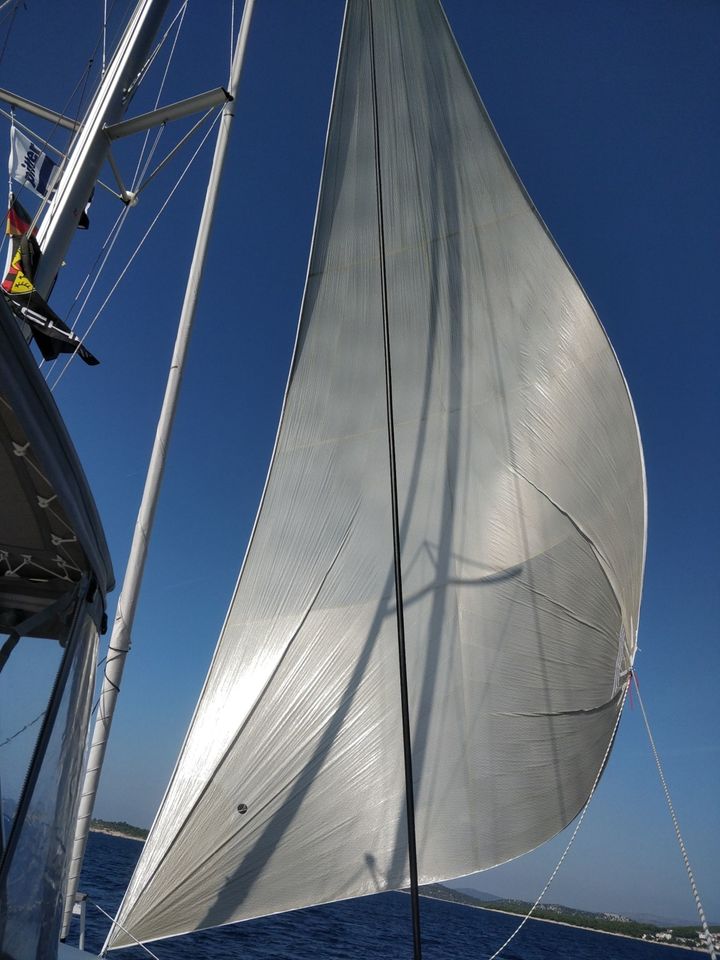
<box><xmin>61</xmin><ymin>0</ymin><xmax>257</xmax><ymax>940</ymax></box>
<box><xmin>34</xmin><ymin>0</ymin><xmax>172</xmax><ymax>298</ymax></box>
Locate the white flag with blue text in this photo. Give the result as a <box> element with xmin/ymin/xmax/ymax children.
<box><xmin>9</xmin><ymin>128</ymin><xmax>60</xmax><ymax>199</ymax></box>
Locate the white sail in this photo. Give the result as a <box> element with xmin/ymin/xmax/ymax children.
<box><xmin>108</xmin><ymin>0</ymin><xmax>645</xmax><ymax>948</ymax></box>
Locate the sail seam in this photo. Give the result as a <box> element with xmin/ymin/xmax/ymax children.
<box><xmin>502</xmin><ymin>688</ymin><xmax>625</xmax><ymax>720</ymax></box>
<box><xmin>507</xmin><ymin>466</ymin><xmax>623</xmax><ymax>610</ymax></box>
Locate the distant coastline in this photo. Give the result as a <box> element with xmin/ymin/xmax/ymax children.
<box><xmin>419</xmin><ymin>884</ymin><xmax>718</xmax><ymax>953</ymax></box>
<box><xmin>462</xmin><ymin>903</ymin><xmax>697</xmax><ymax>952</ymax></box>
<box><xmin>90</xmin><ymin>818</ymin><xmax>148</xmax><ymax>842</ymax></box>
<box><xmin>83</xmin><ymin>830</ymin><xmax>715</xmax><ymax>953</ymax></box>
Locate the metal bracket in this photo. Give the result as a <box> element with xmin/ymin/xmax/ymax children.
<box><xmin>105</xmin><ymin>147</ymin><xmax>135</xmax><ymax>204</ymax></box>
<box><xmin>104</xmin><ymin>86</ymin><xmax>231</xmax><ymax>141</ymax></box>
<box><xmin>0</xmin><ymin>87</ymin><xmax>80</xmax><ymax>131</ymax></box>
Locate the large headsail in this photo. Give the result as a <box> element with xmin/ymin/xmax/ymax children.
<box><xmin>108</xmin><ymin>0</ymin><xmax>645</xmax><ymax>948</ymax></box>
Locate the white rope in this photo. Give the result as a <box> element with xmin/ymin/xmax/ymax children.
<box><xmin>66</xmin><ymin>0</ymin><xmax>192</xmax><ymax>330</ymax></box>
<box><xmin>5</xmin><ymin>109</ymin><xmax>53</xmax><ymax>234</ymax></box>
<box><xmin>229</xmin><ymin>0</ymin><xmax>236</xmax><ymax>82</ymax></box>
<box><xmin>41</xmin><ymin>207</ymin><xmax>129</xmax><ymax>378</ymax></box>
<box><xmin>0</xmin><ymin>115</ymin><xmax>118</xmax><ymax>202</ymax></box>
<box><xmin>129</xmin><ymin>0</ymin><xmax>188</xmax><ymax>193</ymax></box>
<box><xmin>0</xmin><ymin>709</ymin><xmax>45</xmax><ymax>748</ymax></box>
<box><xmin>49</xmin><ymin>111</ymin><xmax>223</xmax><ymax>391</ymax></box>
<box><xmin>134</xmin><ymin>107</ymin><xmax>215</xmax><ymax>197</ymax></box>
<box><xmin>62</xmin><ymin>206</ymin><xmax>127</xmax><ymax>331</ymax></box>
<box><xmin>102</xmin><ymin>0</ymin><xmax>108</xmax><ymax>77</ymax></box>
<box><xmin>44</xmin><ymin>0</ymin><xmax>191</xmax><ymax>383</ymax></box>
<box><xmin>8</xmin><ymin>2</ymin><xmax>188</xmax><ymax>367</ymax></box>
<box><xmin>485</xmin><ymin>679</ymin><xmax>631</xmax><ymax>960</ymax></box>
<box><xmin>0</xmin><ymin>109</ymin><xmax>68</xmax><ymax>160</ymax></box>
<box><xmin>90</xmin><ymin>899</ymin><xmax>161</xmax><ymax>960</ymax></box>
<box><xmin>155</xmin><ymin>2</ymin><xmax>189</xmax><ymax>105</ymax></box>
<box><xmin>8</xmin><ymin>105</ymin><xmax>15</xmax><ymax>191</ymax></box>
<box><xmin>131</xmin><ymin>0</ymin><xmax>189</xmax><ymax>105</ymax></box>
<box><xmin>66</xmin><ymin>208</ymin><xmax>129</xmax><ymax>327</ymax></box>
<box><xmin>45</xmin><ymin>106</ymin><xmax>214</xmax><ymax>377</ymax></box>
<box><xmin>633</xmin><ymin>674</ymin><xmax>717</xmax><ymax>959</ymax></box>
<box><xmin>3</xmin><ymin>108</ymin><xmax>14</xmax><ymax>266</ymax></box>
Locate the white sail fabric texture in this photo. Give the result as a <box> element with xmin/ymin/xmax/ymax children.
<box><xmin>108</xmin><ymin>0</ymin><xmax>645</xmax><ymax>947</ymax></box>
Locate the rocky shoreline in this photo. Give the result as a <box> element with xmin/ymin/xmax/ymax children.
<box><xmin>89</xmin><ymin>819</ymin><xmax>147</xmax><ymax>842</ymax></box>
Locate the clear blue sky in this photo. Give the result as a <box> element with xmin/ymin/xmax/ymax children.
<box><xmin>1</xmin><ymin>0</ymin><xmax>717</xmax><ymax>929</ymax></box>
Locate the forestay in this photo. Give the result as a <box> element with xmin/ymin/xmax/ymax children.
<box><xmin>108</xmin><ymin>0</ymin><xmax>645</xmax><ymax>947</ymax></box>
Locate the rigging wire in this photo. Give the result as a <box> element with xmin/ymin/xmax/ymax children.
<box><xmin>0</xmin><ymin>0</ymin><xmax>21</xmax><ymax>73</ymax></box>
<box><xmin>43</xmin><ymin>0</ymin><xmax>189</xmax><ymax>378</ymax></box>
<box><xmin>0</xmin><ymin>649</ymin><xmax>109</xmax><ymax>747</ymax></box>
<box><xmin>132</xmin><ymin>108</ymin><xmax>215</xmax><ymax>198</ymax></box>
<box><xmin>63</xmin><ymin>0</ymin><xmax>123</xmax><ymax>150</ymax></box>
<box><xmin>90</xmin><ymin>899</ymin><xmax>161</xmax><ymax>960</ymax></box>
<box><xmin>0</xmin><ymin>109</ymin><xmax>120</xmax><ymax>201</ymax></box>
<box><xmin>4</xmin><ymin>48</ymin><xmax>100</xmax><ymax>239</ymax></box>
<box><xmin>62</xmin><ymin>207</ymin><xmax>129</xmax><ymax>328</ymax></box>
<box><xmin>2</xmin><ymin>0</ymin><xmax>114</xmax><ymax>215</ymax></box>
<box><xmin>41</xmin><ymin>205</ymin><xmax>130</xmax><ymax>378</ymax></box>
<box><xmin>484</xmin><ymin>680</ymin><xmax>631</xmax><ymax>960</ymax></box>
<box><xmin>229</xmin><ymin>0</ymin><xmax>236</xmax><ymax>82</ymax></box>
<box><xmin>6</xmin><ymin>0</ymin><xmax>188</xmax><ymax>344</ymax></box>
<box><xmin>2</xmin><ymin>107</ymin><xmax>14</xmax><ymax>266</ymax></box>
<box><xmin>65</xmin><ymin>57</ymin><xmax>96</xmax><ymax>155</ymax></box>
<box><xmin>632</xmin><ymin>673</ymin><xmax>717</xmax><ymax>960</ymax></box>
<box><xmin>0</xmin><ymin>710</ymin><xmax>46</xmax><ymax>749</ymax></box>
<box><xmin>8</xmin><ymin>0</ymin><xmax>110</xmax><ymax>205</ymax></box>
<box><xmin>102</xmin><ymin>0</ymin><xmax>108</xmax><ymax>77</ymax></box>
<box><xmin>128</xmin><ymin>0</ymin><xmax>189</xmax><ymax>104</ymax></box>
<box><xmin>5</xmin><ymin>0</ymin><xmax>182</xmax><ymax>308</ymax></box>
<box><xmin>49</xmin><ymin>111</ymin><xmax>223</xmax><ymax>391</ymax></box>
<box><xmin>0</xmin><ymin>609</ymin><xmax>114</xmax><ymax>747</ymax></box>
<box><xmin>129</xmin><ymin>0</ymin><xmax>189</xmax><ymax>192</ymax></box>
<box><xmin>0</xmin><ymin>113</ymin><xmax>68</xmax><ymax>162</ymax></box>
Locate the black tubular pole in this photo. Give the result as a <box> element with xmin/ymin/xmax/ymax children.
<box><xmin>367</xmin><ymin>4</ymin><xmax>423</xmax><ymax>959</ymax></box>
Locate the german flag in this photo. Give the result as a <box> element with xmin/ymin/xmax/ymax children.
<box><xmin>2</xmin><ymin>194</ymin><xmax>98</xmax><ymax>365</ymax></box>
<box><xmin>5</xmin><ymin>193</ymin><xmax>35</xmax><ymax>238</ymax></box>
<box><xmin>3</xmin><ymin>195</ymin><xmax>41</xmax><ymax>298</ymax></box>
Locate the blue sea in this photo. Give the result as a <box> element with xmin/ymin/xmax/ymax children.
<box><xmin>74</xmin><ymin>832</ymin><xmax>693</xmax><ymax>960</ymax></box>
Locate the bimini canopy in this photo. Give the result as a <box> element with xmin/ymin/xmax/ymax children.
<box><xmin>0</xmin><ymin>298</ymin><xmax>114</xmax><ymax>634</ymax></box>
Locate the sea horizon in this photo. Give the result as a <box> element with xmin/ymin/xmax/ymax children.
<box><xmin>72</xmin><ymin>832</ymin><xmax>711</xmax><ymax>958</ymax></box>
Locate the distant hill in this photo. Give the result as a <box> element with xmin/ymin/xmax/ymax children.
<box><xmin>420</xmin><ymin>884</ymin><xmax>492</xmax><ymax>907</ymax></box>
<box><xmin>446</xmin><ymin>885</ymin><xmax>502</xmax><ymax>902</ymax></box>
<box><xmin>90</xmin><ymin>819</ymin><xmax>148</xmax><ymax>841</ymax></box>
<box><xmin>633</xmin><ymin>912</ymin><xmax>709</xmax><ymax>928</ymax></box>
<box><xmin>419</xmin><ymin>884</ymin><xmax>718</xmax><ymax>951</ymax></box>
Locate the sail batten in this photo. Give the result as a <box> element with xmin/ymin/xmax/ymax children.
<box><xmin>107</xmin><ymin>0</ymin><xmax>645</xmax><ymax>948</ymax></box>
